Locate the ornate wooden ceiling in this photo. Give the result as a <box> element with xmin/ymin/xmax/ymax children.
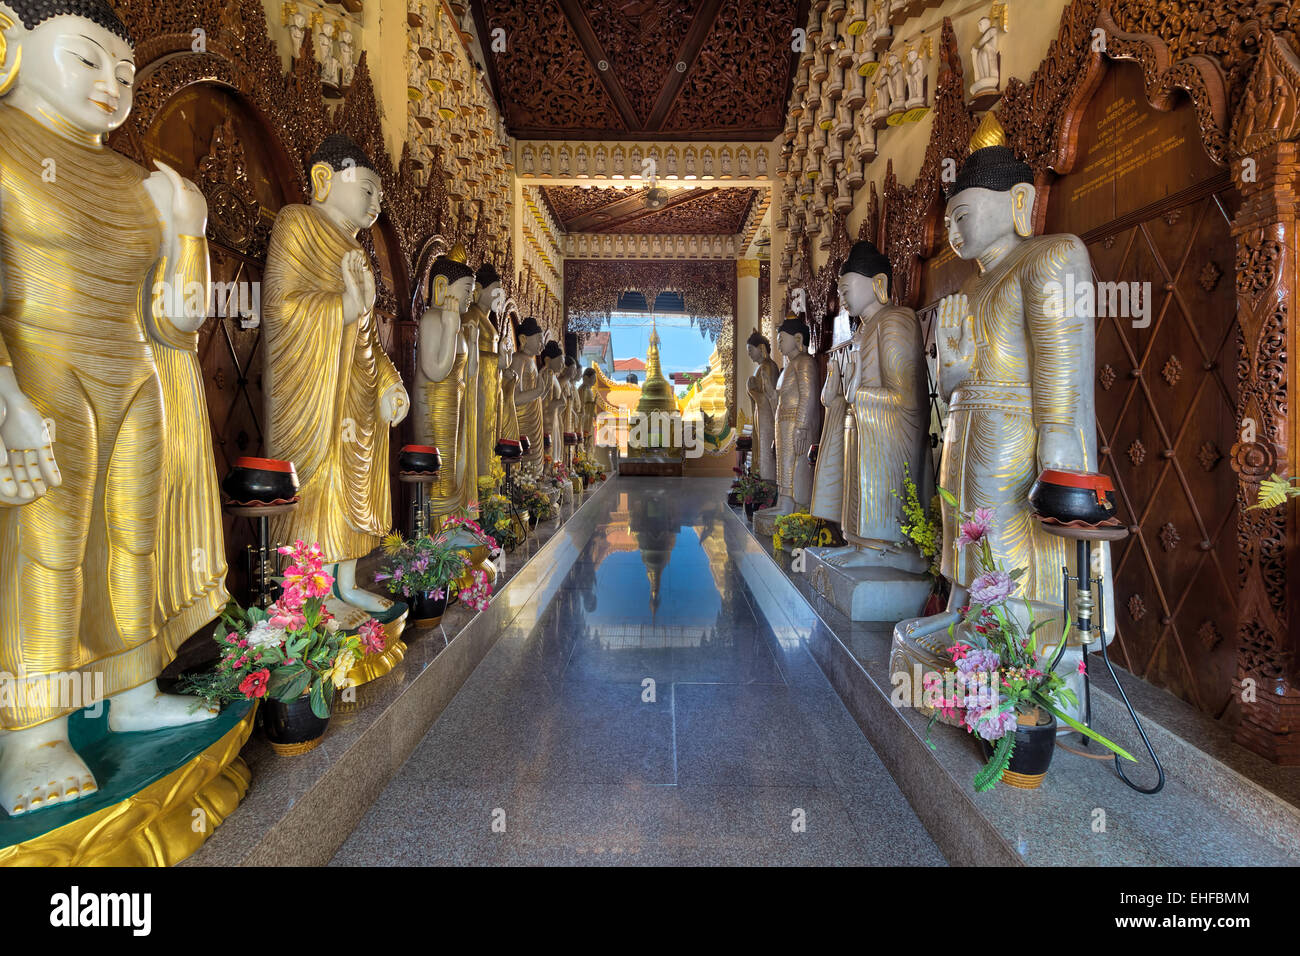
<box><xmin>472</xmin><ymin>0</ymin><xmax>808</xmax><ymax>140</ymax></box>
<box><xmin>540</xmin><ymin>184</ymin><xmax>758</xmax><ymax>233</ymax></box>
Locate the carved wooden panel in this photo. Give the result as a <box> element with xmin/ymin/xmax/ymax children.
<box><xmin>475</xmin><ymin>0</ymin><xmax>805</xmax><ymax>138</ymax></box>
<box><xmin>1088</xmin><ymin>187</ymin><xmax>1241</xmax><ymax>716</ymax></box>
<box><xmin>540</xmin><ymin>185</ymin><xmax>758</xmax><ymax>233</ymax></box>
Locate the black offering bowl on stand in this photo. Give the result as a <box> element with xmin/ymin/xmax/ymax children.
<box><xmin>1029</xmin><ymin>467</ymin><xmax>1165</xmax><ymax>795</ymax></box>
<box><xmin>495</xmin><ymin>437</ymin><xmax>528</xmax><ymax>549</ymax></box>
<box><xmin>221</xmin><ymin>457</ymin><xmax>300</xmax><ymax>609</ymax></box>
<box><xmin>807</xmin><ymin>443</ymin><xmax>819</xmax><ymax>467</ymax></box>
<box><xmin>397</xmin><ymin>444</ymin><xmax>441</xmax><ymax>539</ymax></box>
<box><xmin>519</xmin><ymin>434</ymin><xmax>532</xmax><ymax>457</ymax></box>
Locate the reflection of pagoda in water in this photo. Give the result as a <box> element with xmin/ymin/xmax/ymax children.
<box><xmin>629</xmin><ymin>484</ymin><xmax>677</xmax><ymax>617</ymax></box>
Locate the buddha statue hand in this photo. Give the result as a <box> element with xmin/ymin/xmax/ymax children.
<box><xmin>1037</xmin><ymin>421</ymin><xmax>1087</xmax><ymax>472</ymax></box>
<box><xmin>379</xmin><ymin>382</ymin><xmax>410</xmax><ymax>426</ymax></box>
<box><xmin>143</xmin><ymin>161</ymin><xmax>208</xmax><ymax>242</ymax></box>
<box><xmin>0</xmin><ymin>367</ymin><xmax>60</xmax><ymax>505</ymax></box>
<box><xmin>341</xmin><ymin>248</ymin><xmax>376</xmax><ymax>324</ymax></box>
<box><xmin>937</xmin><ymin>292</ymin><xmax>976</xmax><ymax>397</ymax></box>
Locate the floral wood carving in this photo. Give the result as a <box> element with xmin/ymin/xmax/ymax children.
<box><xmin>195</xmin><ymin>114</ymin><xmax>265</xmax><ymax>256</ymax></box>
<box><xmin>565</xmin><ymin>259</ymin><xmax>735</xmax><ymax>341</ymax></box>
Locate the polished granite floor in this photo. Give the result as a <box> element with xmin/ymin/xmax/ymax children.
<box><xmin>330</xmin><ymin>478</ymin><xmax>946</xmax><ymax>866</ymax></box>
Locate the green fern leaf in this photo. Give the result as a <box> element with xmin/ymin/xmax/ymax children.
<box><xmin>974</xmin><ymin>732</ymin><xmax>1016</xmax><ymax>792</ymax></box>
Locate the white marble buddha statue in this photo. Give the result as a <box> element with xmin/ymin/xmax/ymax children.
<box><xmin>414</xmin><ymin>247</ymin><xmax>475</xmax><ymax>519</ymax></box>
<box><xmin>508</xmin><ymin>315</ymin><xmax>550</xmax><ymax>472</ymax></box>
<box><xmin>540</xmin><ymin>340</ymin><xmax>566</xmax><ymax>463</ymax></box>
<box><xmin>755</xmin><ymin>316</ymin><xmax>821</xmax><ymax>521</ymax></box>
<box><xmin>892</xmin><ymin>115</ymin><xmax>1113</xmax><ymax>716</ymax></box>
<box><xmin>264</xmin><ymin>134</ymin><xmax>409</xmax><ymax>614</ymax></box>
<box><xmin>0</xmin><ymin>0</ymin><xmax>232</xmax><ymax>815</ymax></box>
<box><xmin>578</xmin><ymin>366</ymin><xmax>598</xmax><ymax>453</ymax></box>
<box><xmin>744</xmin><ymin>330</ymin><xmax>779</xmax><ymax>480</ymax></box>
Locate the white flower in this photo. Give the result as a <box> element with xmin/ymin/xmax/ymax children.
<box><xmin>246</xmin><ymin>619</ymin><xmax>287</xmax><ymax>649</ymax></box>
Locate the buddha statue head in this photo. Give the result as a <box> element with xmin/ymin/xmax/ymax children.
<box><xmin>745</xmin><ymin>330</ymin><xmax>771</xmax><ymax>363</ymax></box>
<box><xmin>541</xmin><ymin>339</ymin><xmax>564</xmax><ymax>375</ymax></box>
<box><xmin>475</xmin><ymin>260</ymin><xmax>502</xmax><ymax>315</ymax></box>
<box><xmin>776</xmin><ymin>315</ymin><xmax>810</xmax><ymax>358</ymax></box>
<box><xmin>0</xmin><ymin>0</ymin><xmax>136</xmax><ymax>141</ymax></box>
<box><xmin>309</xmin><ymin>133</ymin><xmax>383</xmax><ymax>235</ymax></box>
<box><xmin>838</xmin><ymin>239</ymin><xmax>892</xmax><ymax>317</ymax></box>
<box><xmin>944</xmin><ymin>113</ymin><xmax>1034</xmax><ymax>262</ymax></box>
<box><xmin>582</xmin><ymin>366</ymin><xmax>596</xmax><ymax>387</ymax></box>
<box><xmin>429</xmin><ymin>243</ymin><xmax>474</xmax><ymax>315</ymax></box>
<box><xmin>517</xmin><ymin>315</ymin><xmax>544</xmax><ymax>356</ymax></box>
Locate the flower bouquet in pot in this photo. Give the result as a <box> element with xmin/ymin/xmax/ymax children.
<box><xmin>480</xmin><ymin>492</ymin><xmax>524</xmax><ymax>551</ymax></box>
<box><xmin>433</xmin><ymin>513</ymin><xmax>499</xmax><ymax>612</ymax></box>
<box><xmin>180</xmin><ymin>541</ymin><xmax>385</xmax><ymax>754</ymax></box>
<box><xmin>375</xmin><ymin>531</ymin><xmax>471</xmax><ymax>628</ymax></box>
<box><xmin>923</xmin><ymin>492</ymin><xmax>1136</xmax><ymax>791</ymax></box>
<box><xmin>772</xmin><ymin>510</ymin><xmax>831</xmax><ymax>552</ymax></box>
<box><xmin>734</xmin><ymin>470</ymin><xmax>777</xmax><ymax>519</ymax></box>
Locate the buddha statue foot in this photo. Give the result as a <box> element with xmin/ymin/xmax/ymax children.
<box><xmin>815</xmin><ymin>542</ymin><xmax>928</xmax><ymax>573</ymax></box>
<box><xmin>752</xmin><ymin>496</ymin><xmax>800</xmax><ymax>536</ymax></box>
<box><xmin>332</xmin><ymin>559</ymin><xmax>393</xmax><ymax>614</ymax></box>
<box><xmin>106</xmin><ymin>681</ymin><xmax>219</xmax><ymax>733</ymax></box>
<box><xmin>0</xmin><ymin>718</ymin><xmax>98</xmax><ymax>816</ymax></box>
<box><xmin>804</xmin><ymin>546</ymin><xmax>933</xmax><ymax>622</ymax></box>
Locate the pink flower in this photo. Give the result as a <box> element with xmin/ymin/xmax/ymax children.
<box><xmin>359</xmin><ymin>618</ymin><xmax>386</xmax><ymax>654</ymax></box>
<box><xmin>969</xmin><ymin>569</ymin><xmax>1017</xmax><ymax>606</ymax></box>
<box><xmin>1077</xmin><ymin>659</ymin><xmax>1087</xmax><ymax>674</ymax></box>
<box><xmin>955</xmin><ymin>507</ymin><xmax>996</xmax><ymax>549</ymax></box>
<box><xmin>268</xmin><ymin>600</ymin><xmax>306</xmax><ymax>630</ymax></box>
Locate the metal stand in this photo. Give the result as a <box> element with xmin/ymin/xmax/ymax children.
<box><xmin>225</xmin><ymin>500</ymin><xmax>298</xmax><ymax>609</ymax></box>
<box><xmin>398</xmin><ymin>470</ymin><xmax>438</xmax><ymax>538</ymax></box>
<box><xmin>500</xmin><ymin>456</ymin><xmax>529</xmax><ymax>550</ymax></box>
<box><xmin>1038</xmin><ymin>518</ymin><xmax>1165</xmax><ymax>794</ymax></box>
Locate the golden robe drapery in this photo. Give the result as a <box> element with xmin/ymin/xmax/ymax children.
<box><xmin>263</xmin><ymin>204</ymin><xmax>401</xmax><ymax>563</ymax></box>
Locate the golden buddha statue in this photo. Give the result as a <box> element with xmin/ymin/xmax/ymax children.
<box><xmin>469</xmin><ymin>261</ymin><xmax>503</xmax><ymax>478</ymax></box>
<box><xmin>414</xmin><ymin>246</ymin><xmax>475</xmax><ymax>518</ymax></box>
<box><xmin>0</xmin><ymin>0</ymin><xmax>230</xmax><ymax>815</ymax></box>
<box><xmin>754</xmin><ymin>316</ymin><xmax>821</xmax><ymax>530</ymax></box>
<box><xmin>804</xmin><ymin>241</ymin><xmax>932</xmax><ymax>621</ymax></box>
<box><xmin>892</xmin><ymin>114</ymin><xmax>1113</xmax><ymax>714</ymax></box>
<box><xmin>744</xmin><ymin>330</ymin><xmax>779</xmax><ymax>480</ymax></box>
<box><xmin>508</xmin><ymin>316</ymin><xmax>550</xmax><ymax>473</ymax></box>
<box><xmin>497</xmin><ymin>313</ymin><xmax>520</xmax><ymax>448</ymax></box>
<box><xmin>263</xmin><ymin>134</ymin><xmax>409</xmax><ymax>615</ymax></box>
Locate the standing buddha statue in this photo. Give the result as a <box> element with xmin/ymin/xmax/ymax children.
<box><xmin>754</xmin><ymin>315</ymin><xmax>821</xmax><ymax>530</ymax></box>
<box><xmin>804</xmin><ymin>241</ymin><xmax>932</xmax><ymax>621</ymax></box>
<box><xmin>745</xmin><ymin>330</ymin><xmax>779</xmax><ymax>480</ymax></box>
<box><xmin>892</xmin><ymin>114</ymin><xmax>1112</xmax><ymax>717</ymax></box>
<box><xmin>540</xmin><ymin>341</ymin><xmax>566</xmax><ymax>466</ymax></box>
<box><xmin>264</xmin><ymin>134</ymin><xmax>409</xmax><ymax>616</ymax></box>
<box><xmin>414</xmin><ymin>247</ymin><xmax>475</xmax><ymax>520</ymax></box>
<box><xmin>509</xmin><ymin>315</ymin><xmax>549</xmax><ymax>473</ymax></box>
<box><xmin>0</xmin><ymin>0</ymin><xmax>230</xmax><ymax>815</ymax></box>
<box><xmin>470</xmin><ymin>261</ymin><xmax>503</xmax><ymax>479</ymax></box>
<box><xmin>579</xmin><ymin>366</ymin><xmax>599</xmax><ymax>454</ymax></box>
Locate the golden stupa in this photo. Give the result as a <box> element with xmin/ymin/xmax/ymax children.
<box><xmin>629</xmin><ymin>321</ymin><xmax>682</xmax><ymax>457</ymax></box>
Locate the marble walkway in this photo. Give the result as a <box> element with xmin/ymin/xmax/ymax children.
<box><xmin>330</xmin><ymin>477</ymin><xmax>946</xmax><ymax>866</ymax></box>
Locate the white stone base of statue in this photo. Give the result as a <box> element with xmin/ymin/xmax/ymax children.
<box><xmin>804</xmin><ymin>546</ymin><xmax>932</xmax><ymax>622</ymax></box>
<box><xmin>752</xmin><ymin>498</ymin><xmax>805</xmax><ymax>537</ymax></box>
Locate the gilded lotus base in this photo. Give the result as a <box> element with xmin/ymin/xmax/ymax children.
<box><xmin>0</xmin><ymin>703</ymin><xmax>256</xmax><ymax>866</ymax></box>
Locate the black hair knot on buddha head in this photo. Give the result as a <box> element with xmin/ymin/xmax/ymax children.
<box><xmin>840</xmin><ymin>240</ymin><xmax>892</xmax><ymax>279</ymax></box>
<box><xmin>945</xmin><ymin>144</ymin><xmax>1033</xmax><ymax>199</ymax></box>
<box><xmin>310</xmin><ymin>133</ymin><xmax>376</xmax><ymax>175</ymax></box>
<box><xmin>8</xmin><ymin>0</ymin><xmax>132</xmax><ymax>45</ymax></box>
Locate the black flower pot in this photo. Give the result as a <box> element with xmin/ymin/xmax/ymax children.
<box><xmin>979</xmin><ymin>709</ymin><xmax>1057</xmax><ymax>789</ymax></box>
<box><xmin>1029</xmin><ymin>468</ymin><xmax>1117</xmax><ymax>525</ymax></box>
<box><xmin>399</xmin><ymin>444</ymin><xmax>442</xmax><ymax>475</ymax></box>
<box><xmin>528</xmin><ymin>510</ymin><xmax>539</xmax><ymax>530</ymax></box>
<box><xmin>744</xmin><ymin>501</ymin><xmax>755</xmax><ymax>521</ymax></box>
<box><xmin>222</xmin><ymin>457</ymin><xmax>298</xmax><ymax>505</ymax></box>
<box><xmin>411</xmin><ymin>588</ymin><xmax>450</xmax><ymax>628</ymax></box>
<box><xmin>582</xmin><ymin>475</ymin><xmax>590</xmax><ymax>489</ymax></box>
<box><xmin>737</xmin><ymin>435</ymin><xmax>753</xmax><ymax>452</ymax></box>
<box><xmin>262</xmin><ymin>693</ymin><xmax>331</xmax><ymax>755</ymax></box>
<box><xmin>727</xmin><ymin>490</ymin><xmax>741</xmax><ymax>507</ymax></box>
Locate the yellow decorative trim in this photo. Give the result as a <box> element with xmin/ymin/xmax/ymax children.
<box><xmin>0</xmin><ymin>707</ymin><xmax>256</xmax><ymax>866</ymax></box>
<box><xmin>737</xmin><ymin>259</ymin><xmax>762</xmax><ymax>279</ymax></box>
<box><xmin>268</xmin><ymin>737</ymin><xmax>324</xmax><ymax>756</ymax></box>
<box><xmin>1000</xmin><ymin>769</ymin><xmax>1046</xmax><ymax>789</ymax></box>
<box><xmin>970</xmin><ymin>111</ymin><xmax>1007</xmax><ymax>151</ymax></box>
<box><xmin>346</xmin><ymin>617</ymin><xmax>408</xmax><ymax>688</ymax></box>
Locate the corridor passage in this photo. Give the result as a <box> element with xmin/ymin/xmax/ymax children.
<box><xmin>331</xmin><ymin>478</ymin><xmax>946</xmax><ymax>865</ymax></box>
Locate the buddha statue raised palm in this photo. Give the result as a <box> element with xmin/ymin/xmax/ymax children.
<box><xmin>0</xmin><ymin>0</ymin><xmax>231</xmax><ymax>816</ymax></box>
<box><xmin>540</xmin><ymin>340</ymin><xmax>566</xmax><ymax>465</ymax></box>
<box><xmin>753</xmin><ymin>316</ymin><xmax>821</xmax><ymax>532</ymax></box>
<box><xmin>803</xmin><ymin>241</ymin><xmax>932</xmax><ymax>620</ymax></box>
<box><xmin>414</xmin><ymin>248</ymin><xmax>475</xmax><ymax>519</ymax></box>
<box><xmin>264</xmin><ymin>134</ymin><xmax>409</xmax><ymax>617</ymax></box>
<box><xmin>891</xmin><ymin>115</ymin><xmax>1113</xmax><ymax>718</ymax></box>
